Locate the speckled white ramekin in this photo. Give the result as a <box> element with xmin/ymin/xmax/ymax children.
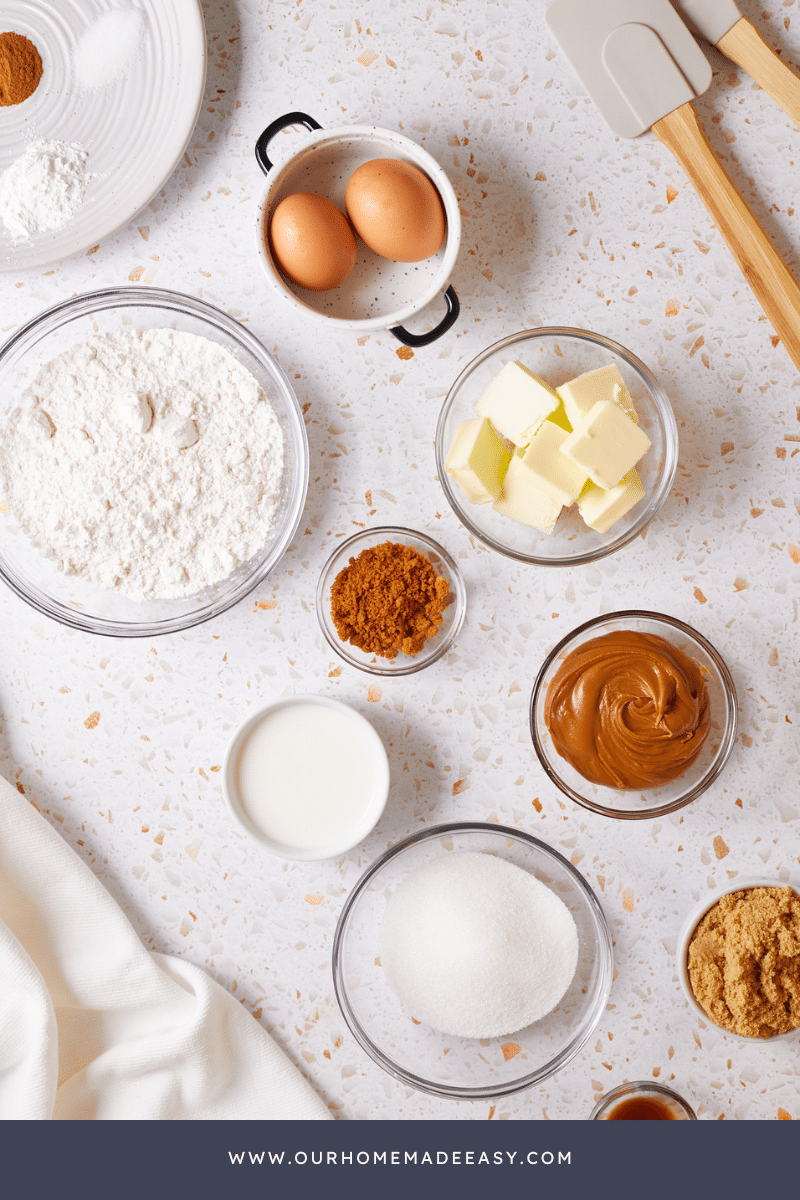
<box><xmin>253</xmin><ymin>112</ymin><xmax>461</xmax><ymax>345</ymax></box>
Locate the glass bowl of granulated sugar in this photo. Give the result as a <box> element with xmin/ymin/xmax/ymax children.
<box><xmin>332</xmin><ymin>822</ymin><xmax>613</xmax><ymax>1099</ymax></box>
<box><xmin>0</xmin><ymin>287</ymin><xmax>308</xmax><ymax>636</ymax></box>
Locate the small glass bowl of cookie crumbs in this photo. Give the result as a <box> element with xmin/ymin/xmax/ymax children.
<box><xmin>315</xmin><ymin>526</ymin><xmax>466</xmax><ymax>676</ymax></box>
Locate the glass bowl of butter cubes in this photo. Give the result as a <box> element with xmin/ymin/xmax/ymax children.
<box><xmin>435</xmin><ymin>328</ymin><xmax>678</xmax><ymax>565</ymax></box>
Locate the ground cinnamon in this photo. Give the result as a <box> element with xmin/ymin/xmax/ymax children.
<box><xmin>0</xmin><ymin>32</ymin><xmax>43</xmax><ymax>107</ymax></box>
<box><xmin>330</xmin><ymin>540</ymin><xmax>451</xmax><ymax>659</ymax></box>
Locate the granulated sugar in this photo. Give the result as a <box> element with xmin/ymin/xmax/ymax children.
<box><xmin>381</xmin><ymin>851</ymin><xmax>579</xmax><ymax>1039</ymax></box>
<box><xmin>74</xmin><ymin>9</ymin><xmax>148</xmax><ymax>91</ymax></box>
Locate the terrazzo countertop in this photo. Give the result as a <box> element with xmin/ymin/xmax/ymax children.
<box><xmin>1</xmin><ymin>0</ymin><xmax>799</xmax><ymax>1120</ymax></box>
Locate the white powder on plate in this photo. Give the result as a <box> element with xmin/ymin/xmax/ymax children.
<box><xmin>0</xmin><ymin>139</ymin><xmax>89</xmax><ymax>238</ymax></box>
<box><xmin>74</xmin><ymin>8</ymin><xmax>148</xmax><ymax>91</ymax></box>
<box><xmin>381</xmin><ymin>851</ymin><xmax>579</xmax><ymax>1039</ymax></box>
<box><xmin>0</xmin><ymin>329</ymin><xmax>285</xmax><ymax>601</ymax></box>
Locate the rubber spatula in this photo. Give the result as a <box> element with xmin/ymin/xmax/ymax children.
<box><xmin>676</xmin><ymin>0</ymin><xmax>800</xmax><ymax>126</ymax></box>
<box><xmin>546</xmin><ymin>0</ymin><xmax>800</xmax><ymax>370</ymax></box>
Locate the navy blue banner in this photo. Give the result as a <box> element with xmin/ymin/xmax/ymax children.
<box><xmin>0</xmin><ymin>1118</ymin><xmax>792</xmax><ymax>1200</ymax></box>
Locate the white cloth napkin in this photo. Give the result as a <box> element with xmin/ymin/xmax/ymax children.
<box><xmin>0</xmin><ymin>774</ymin><xmax>332</xmax><ymax>1120</ymax></box>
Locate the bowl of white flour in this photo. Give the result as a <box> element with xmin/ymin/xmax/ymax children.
<box><xmin>0</xmin><ymin>287</ymin><xmax>308</xmax><ymax>635</ymax></box>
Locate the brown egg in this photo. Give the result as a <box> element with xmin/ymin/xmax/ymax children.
<box><xmin>268</xmin><ymin>193</ymin><xmax>357</xmax><ymax>291</ymax></box>
<box><xmin>345</xmin><ymin>159</ymin><xmax>445</xmax><ymax>263</ymax></box>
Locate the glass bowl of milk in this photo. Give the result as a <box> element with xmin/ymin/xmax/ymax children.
<box><xmin>222</xmin><ymin>694</ymin><xmax>390</xmax><ymax>860</ymax></box>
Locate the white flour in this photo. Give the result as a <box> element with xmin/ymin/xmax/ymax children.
<box><xmin>0</xmin><ymin>329</ymin><xmax>285</xmax><ymax>601</ymax></box>
<box><xmin>0</xmin><ymin>139</ymin><xmax>89</xmax><ymax>238</ymax></box>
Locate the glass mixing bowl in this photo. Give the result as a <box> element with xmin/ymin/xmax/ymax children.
<box><xmin>332</xmin><ymin>822</ymin><xmax>613</xmax><ymax>1099</ymax></box>
<box><xmin>0</xmin><ymin>287</ymin><xmax>308</xmax><ymax>636</ymax></box>
<box><xmin>434</xmin><ymin>327</ymin><xmax>678</xmax><ymax>566</ymax></box>
<box><xmin>530</xmin><ymin>610</ymin><xmax>738</xmax><ymax>819</ymax></box>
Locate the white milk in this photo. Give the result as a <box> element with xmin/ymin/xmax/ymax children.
<box><xmin>235</xmin><ymin>700</ymin><xmax>382</xmax><ymax>853</ymax></box>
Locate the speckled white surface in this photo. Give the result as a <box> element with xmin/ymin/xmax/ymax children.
<box><xmin>1</xmin><ymin>0</ymin><xmax>799</xmax><ymax>1121</ymax></box>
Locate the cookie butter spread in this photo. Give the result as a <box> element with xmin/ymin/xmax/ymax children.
<box><xmin>544</xmin><ymin>629</ymin><xmax>710</xmax><ymax>789</ymax></box>
<box><xmin>687</xmin><ymin>887</ymin><xmax>800</xmax><ymax>1038</ymax></box>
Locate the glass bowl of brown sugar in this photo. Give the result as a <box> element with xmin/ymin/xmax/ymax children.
<box><xmin>315</xmin><ymin>526</ymin><xmax>466</xmax><ymax>676</ymax></box>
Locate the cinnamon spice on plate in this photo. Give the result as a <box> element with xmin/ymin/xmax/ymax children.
<box><xmin>0</xmin><ymin>32</ymin><xmax>43</xmax><ymax>107</ymax></box>
<box><xmin>330</xmin><ymin>540</ymin><xmax>450</xmax><ymax>659</ymax></box>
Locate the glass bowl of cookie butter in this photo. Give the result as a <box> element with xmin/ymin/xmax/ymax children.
<box><xmin>677</xmin><ymin>879</ymin><xmax>800</xmax><ymax>1041</ymax></box>
<box><xmin>529</xmin><ymin>610</ymin><xmax>738</xmax><ymax>819</ymax></box>
<box><xmin>315</xmin><ymin>526</ymin><xmax>466</xmax><ymax>676</ymax></box>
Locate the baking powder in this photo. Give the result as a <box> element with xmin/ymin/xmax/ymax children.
<box><xmin>0</xmin><ymin>139</ymin><xmax>89</xmax><ymax>238</ymax></box>
<box><xmin>0</xmin><ymin>329</ymin><xmax>285</xmax><ymax>601</ymax></box>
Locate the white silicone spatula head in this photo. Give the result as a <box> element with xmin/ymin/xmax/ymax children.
<box><xmin>545</xmin><ymin>0</ymin><xmax>713</xmax><ymax>137</ymax></box>
<box><xmin>675</xmin><ymin>0</ymin><xmax>742</xmax><ymax>45</ymax></box>
<box><xmin>602</xmin><ymin>23</ymin><xmax>695</xmax><ymax>133</ymax></box>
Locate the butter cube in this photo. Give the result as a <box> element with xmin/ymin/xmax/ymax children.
<box><xmin>492</xmin><ymin>455</ymin><xmax>562</xmax><ymax>533</ymax></box>
<box><xmin>547</xmin><ymin>399</ymin><xmax>573</xmax><ymax>432</ymax></box>
<box><xmin>561</xmin><ymin>400</ymin><xmax>651</xmax><ymax>490</ymax></box>
<box><xmin>577</xmin><ymin>468</ymin><xmax>646</xmax><ymax>533</ymax></box>
<box><xmin>445</xmin><ymin>417</ymin><xmax>511</xmax><ymax>504</ymax></box>
<box><xmin>556</xmin><ymin>363</ymin><xmax>638</xmax><ymax>428</ymax></box>
<box><xmin>474</xmin><ymin>361</ymin><xmax>558</xmax><ymax>446</ymax></box>
<box><xmin>517</xmin><ymin>419</ymin><xmax>588</xmax><ymax>506</ymax></box>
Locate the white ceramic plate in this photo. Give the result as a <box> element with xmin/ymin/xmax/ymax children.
<box><xmin>0</xmin><ymin>0</ymin><xmax>206</xmax><ymax>271</ymax></box>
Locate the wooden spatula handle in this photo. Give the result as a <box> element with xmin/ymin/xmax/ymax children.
<box><xmin>718</xmin><ymin>17</ymin><xmax>800</xmax><ymax>127</ymax></box>
<box><xmin>653</xmin><ymin>101</ymin><xmax>800</xmax><ymax>371</ymax></box>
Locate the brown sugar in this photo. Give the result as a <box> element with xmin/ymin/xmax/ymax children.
<box><xmin>0</xmin><ymin>32</ymin><xmax>43</xmax><ymax>107</ymax></box>
<box><xmin>330</xmin><ymin>540</ymin><xmax>451</xmax><ymax>659</ymax></box>
<box><xmin>687</xmin><ymin>886</ymin><xmax>800</xmax><ymax>1038</ymax></box>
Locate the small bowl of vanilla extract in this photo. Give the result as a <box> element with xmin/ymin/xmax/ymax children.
<box><xmin>590</xmin><ymin>1080</ymin><xmax>697</xmax><ymax>1121</ymax></box>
